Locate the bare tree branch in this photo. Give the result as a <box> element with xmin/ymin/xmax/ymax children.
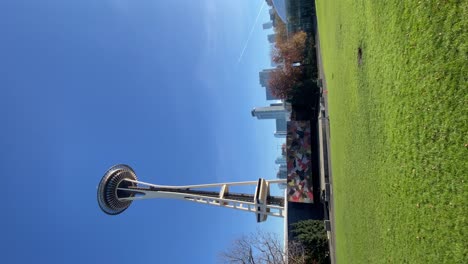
<box><xmin>219</xmin><ymin>229</ymin><xmax>307</xmax><ymax>264</ymax></box>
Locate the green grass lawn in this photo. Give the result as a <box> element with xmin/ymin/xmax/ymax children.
<box><xmin>315</xmin><ymin>0</ymin><xmax>467</xmax><ymax>263</ymax></box>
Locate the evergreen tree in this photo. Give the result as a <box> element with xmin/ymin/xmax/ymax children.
<box><xmin>291</xmin><ymin>220</ymin><xmax>330</xmax><ymax>264</ymax></box>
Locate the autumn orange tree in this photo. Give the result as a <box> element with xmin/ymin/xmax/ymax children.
<box><xmin>272</xmin><ymin>31</ymin><xmax>307</xmax><ymax>65</ymax></box>
<box><xmin>268</xmin><ymin>66</ymin><xmax>302</xmax><ymax>99</ymax></box>
<box><xmin>268</xmin><ymin>16</ymin><xmax>308</xmax><ymax>99</ymax></box>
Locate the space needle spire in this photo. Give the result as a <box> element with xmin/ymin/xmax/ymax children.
<box><xmin>97</xmin><ymin>164</ymin><xmax>286</xmax><ymax>222</ymax></box>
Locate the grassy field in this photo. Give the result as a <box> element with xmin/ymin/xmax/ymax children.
<box><xmin>315</xmin><ymin>0</ymin><xmax>467</xmax><ymax>263</ymax></box>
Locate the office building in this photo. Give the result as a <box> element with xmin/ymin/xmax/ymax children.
<box><xmin>262</xmin><ymin>21</ymin><xmax>273</xmax><ymax>30</ymax></box>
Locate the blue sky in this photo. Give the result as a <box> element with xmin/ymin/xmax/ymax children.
<box><xmin>0</xmin><ymin>0</ymin><xmax>284</xmax><ymax>263</ymax></box>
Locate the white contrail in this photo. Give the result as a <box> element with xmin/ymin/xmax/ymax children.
<box><xmin>237</xmin><ymin>1</ymin><xmax>265</xmax><ymax>64</ymax></box>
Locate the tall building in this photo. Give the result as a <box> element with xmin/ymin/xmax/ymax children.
<box><xmin>274</xmin><ymin>131</ymin><xmax>287</xmax><ymax>138</ymax></box>
<box><xmin>269</xmin><ymin>8</ymin><xmax>275</xmax><ymax>16</ymax></box>
<box><xmin>259</xmin><ymin>69</ymin><xmax>279</xmax><ymax>101</ymax></box>
<box><xmin>277</xmin><ymin>170</ymin><xmax>287</xmax><ymax>179</ymax></box>
<box><xmin>276</xmin><ymin>118</ymin><xmax>287</xmax><ymax>134</ymax></box>
<box><xmin>251</xmin><ymin>102</ymin><xmax>291</xmax><ymax>135</ymax></box>
<box><xmin>251</xmin><ymin>103</ymin><xmax>287</xmax><ymax>120</ymax></box>
<box><xmin>265</xmin><ymin>87</ymin><xmax>277</xmax><ymax>101</ymax></box>
<box><xmin>267</xmin><ymin>33</ymin><xmax>276</xmax><ymax>44</ymax></box>
<box><xmin>277</xmin><ymin>164</ymin><xmax>287</xmax><ymax>181</ymax></box>
<box><xmin>275</xmin><ymin>156</ymin><xmax>287</xmax><ymax>165</ymax></box>
<box><xmin>262</xmin><ymin>21</ymin><xmax>273</xmax><ymax>30</ymax></box>
<box><xmin>259</xmin><ymin>69</ymin><xmax>274</xmax><ymax>87</ymax></box>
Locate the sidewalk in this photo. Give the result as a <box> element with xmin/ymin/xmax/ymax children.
<box><xmin>314</xmin><ymin>13</ymin><xmax>337</xmax><ymax>264</ymax></box>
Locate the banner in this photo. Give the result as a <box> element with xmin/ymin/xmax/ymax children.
<box><xmin>287</xmin><ymin>121</ymin><xmax>313</xmax><ymax>203</ymax></box>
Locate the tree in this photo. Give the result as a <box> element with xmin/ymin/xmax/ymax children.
<box><xmin>268</xmin><ymin>66</ymin><xmax>302</xmax><ymax>99</ymax></box>
<box><xmin>272</xmin><ymin>31</ymin><xmax>307</xmax><ymax>65</ymax></box>
<box><xmin>220</xmin><ymin>222</ymin><xmax>330</xmax><ymax>264</ymax></box>
<box><xmin>219</xmin><ymin>229</ymin><xmax>308</xmax><ymax>264</ymax></box>
<box><xmin>268</xmin><ymin>31</ymin><xmax>308</xmax><ymax>100</ymax></box>
<box><xmin>273</xmin><ymin>13</ymin><xmax>288</xmax><ymax>46</ymax></box>
<box><xmin>219</xmin><ymin>230</ymin><xmax>284</xmax><ymax>264</ymax></box>
<box><xmin>291</xmin><ymin>220</ymin><xmax>330</xmax><ymax>264</ymax></box>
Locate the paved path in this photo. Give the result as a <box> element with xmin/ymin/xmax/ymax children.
<box><xmin>314</xmin><ymin>14</ymin><xmax>337</xmax><ymax>264</ymax></box>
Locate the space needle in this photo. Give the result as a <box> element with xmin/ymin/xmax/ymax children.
<box><xmin>97</xmin><ymin>164</ymin><xmax>286</xmax><ymax>222</ymax></box>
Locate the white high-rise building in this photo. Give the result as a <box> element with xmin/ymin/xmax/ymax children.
<box><xmin>251</xmin><ymin>103</ymin><xmax>287</xmax><ymax>120</ymax></box>
<box><xmin>251</xmin><ymin>102</ymin><xmax>291</xmax><ymax>135</ymax></box>
<box><xmin>274</xmin><ymin>131</ymin><xmax>287</xmax><ymax>138</ymax></box>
